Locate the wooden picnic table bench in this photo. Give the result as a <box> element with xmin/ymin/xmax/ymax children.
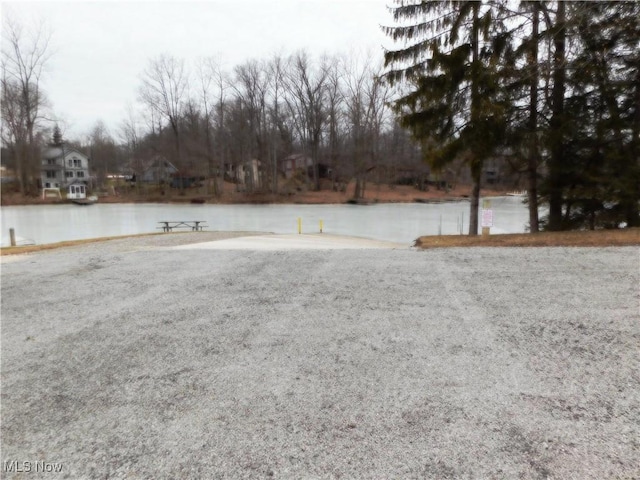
<box><xmin>157</xmin><ymin>221</ymin><xmax>208</xmax><ymax>232</ymax></box>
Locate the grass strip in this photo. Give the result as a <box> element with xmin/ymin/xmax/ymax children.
<box><xmin>414</xmin><ymin>228</ymin><xmax>640</xmax><ymax>249</ymax></box>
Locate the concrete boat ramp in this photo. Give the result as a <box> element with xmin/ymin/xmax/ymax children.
<box><xmin>170</xmin><ymin>233</ymin><xmax>408</xmax><ymax>250</ymax></box>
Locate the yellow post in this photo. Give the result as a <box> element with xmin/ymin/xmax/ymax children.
<box><xmin>298</xmin><ymin>217</ymin><xmax>302</xmax><ymax>234</ymax></box>
<box><xmin>319</xmin><ymin>219</ymin><xmax>323</xmax><ymax>233</ymax></box>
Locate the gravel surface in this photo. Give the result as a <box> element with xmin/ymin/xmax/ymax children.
<box><xmin>1</xmin><ymin>233</ymin><xmax>639</xmax><ymax>479</ymax></box>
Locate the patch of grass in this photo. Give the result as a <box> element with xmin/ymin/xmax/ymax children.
<box><xmin>2</xmin><ymin>229</ymin><xmax>638</xmax><ymax>256</ymax></box>
<box><xmin>0</xmin><ymin>233</ymin><xmax>162</xmax><ymax>256</ymax></box>
<box><xmin>414</xmin><ymin>228</ymin><xmax>640</xmax><ymax>249</ymax></box>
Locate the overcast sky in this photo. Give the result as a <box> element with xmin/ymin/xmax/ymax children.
<box><xmin>3</xmin><ymin>1</ymin><xmax>395</xmax><ymax>141</ymax></box>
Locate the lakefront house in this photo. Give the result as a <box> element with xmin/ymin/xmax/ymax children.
<box><xmin>41</xmin><ymin>146</ymin><xmax>91</xmax><ymax>195</ymax></box>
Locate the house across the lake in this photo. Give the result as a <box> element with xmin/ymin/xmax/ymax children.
<box><xmin>139</xmin><ymin>157</ymin><xmax>179</xmax><ymax>183</ymax></box>
<box><xmin>282</xmin><ymin>154</ymin><xmax>313</xmax><ymax>179</ymax></box>
<box><xmin>226</xmin><ymin>159</ymin><xmax>262</xmax><ymax>190</ymax></box>
<box><xmin>41</xmin><ymin>146</ymin><xmax>90</xmax><ymax>189</ymax></box>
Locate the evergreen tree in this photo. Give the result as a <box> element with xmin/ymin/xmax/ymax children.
<box><xmin>571</xmin><ymin>2</ymin><xmax>639</xmax><ymax>228</ymax></box>
<box><xmin>498</xmin><ymin>0</ymin><xmax>545</xmax><ymax>233</ymax></box>
<box><xmin>384</xmin><ymin>0</ymin><xmax>510</xmax><ymax>235</ymax></box>
<box><xmin>538</xmin><ymin>1</ymin><xmax>639</xmax><ymax>229</ymax></box>
<box><xmin>52</xmin><ymin>123</ymin><xmax>63</xmax><ymax>146</ymax></box>
<box><xmin>545</xmin><ymin>0</ymin><xmax>567</xmax><ymax>230</ymax></box>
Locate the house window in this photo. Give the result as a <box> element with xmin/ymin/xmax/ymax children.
<box><xmin>77</xmin><ymin>171</ymin><xmax>85</xmax><ymax>178</ymax></box>
<box><xmin>72</xmin><ymin>158</ymin><xmax>81</xmax><ymax>167</ymax></box>
<box><xmin>68</xmin><ymin>159</ymin><xmax>72</xmax><ymax>167</ymax></box>
<box><xmin>66</xmin><ymin>171</ymin><xmax>74</xmax><ymax>178</ymax></box>
<box><xmin>46</xmin><ymin>171</ymin><xmax>57</xmax><ymax>179</ymax></box>
<box><xmin>47</xmin><ymin>158</ymin><xmax>56</xmax><ymax>165</ymax></box>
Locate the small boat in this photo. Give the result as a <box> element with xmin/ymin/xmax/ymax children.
<box><xmin>71</xmin><ymin>195</ymin><xmax>98</xmax><ymax>205</ymax></box>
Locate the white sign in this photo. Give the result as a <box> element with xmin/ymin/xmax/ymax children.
<box><xmin>481</xmin><ymin>209</ymin><xmax>494</xmax><ymax>228</ymax></box>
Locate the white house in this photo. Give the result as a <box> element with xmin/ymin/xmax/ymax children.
<box><xmin>226</xmin><ymin>159</ymin><xmax>262</xmax><ymax>189</ymax></box>
<box><xmin>41</xmin><ymin>147</ymin><xmax>90</xmax><ymax>189</ymax></box>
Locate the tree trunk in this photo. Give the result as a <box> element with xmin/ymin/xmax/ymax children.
<box><xmin>16</xmin><ymin>142</ymin><xmax>26</xmax><ymax>195</ymax></box>
<box><xmin>468</xmin><ymin>3</ymin><xmax>482</xmax><ymax>236</ymax></box>
<box><xmin>625</xmin><ymin>64</ymin><xmax>640</xmax><ymax>226</ymax></box>
<box><xmin>218</xmin><ymin>102</ymin><xmax>226</xmax><ymax>198</ymax></box>
<box><xmin>311</xmin><ymin>140</ymin><xmax>320</xmax><ymax>191</ymax></box>
<box><xmin>354</xmin><ymin>176</ymin><xmax>361</xmax><ymax>199</ymax></box>
<box><xmin>527</xmin><ymin>1</ymin><xmax>540</xmax><ymax>233</ymax></box>
<box><xmin>548</xmin><ymin>1</ymin><xmax>566</xmax><ymax>231</ymax></box>
<box><xmin>171</xmin><ymin>120</ymin><xmax>183</xmax><ymax>196</ymax></box>
<box><xmin>469</xmin><ymin>162</ymin><xmax>482</xmax><ymax>235</ymax></box>
<box><xmin>205</xmin><ymin>118</ymin><xmax>218</xmax><ymax>196</ymax></box>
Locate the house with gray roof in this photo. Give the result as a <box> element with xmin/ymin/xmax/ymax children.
<box><xmin>41</xmin><ymin>146</ymin><xmax>90</xmax><ymax>189</ymax></box>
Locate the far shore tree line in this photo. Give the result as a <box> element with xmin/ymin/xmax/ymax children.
<box><xmin>2</xmin><ymin>1</ymin><xmax>638</xmax><ymax>234</ymax></box>
<box><xmin>0</xmin><ymin>15</ymin><xmax>429</xmax><ymax>205</ymax></box>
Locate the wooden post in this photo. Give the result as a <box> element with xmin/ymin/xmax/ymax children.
<box><xmin>9</xmin><ymin>228</ymin><xmax>16</xmax><ymax>247</ymax></box>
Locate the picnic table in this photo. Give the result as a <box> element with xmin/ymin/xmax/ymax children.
<box><xmin>158</xmin><ymin>221</ymin><xmax>208</xmax><ymax>232</ymax></box>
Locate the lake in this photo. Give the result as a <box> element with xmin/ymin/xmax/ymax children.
<box><xmin>0</xmin><ymin>197</ymin><xmax>532</xmax><ymax>246</ymax></box>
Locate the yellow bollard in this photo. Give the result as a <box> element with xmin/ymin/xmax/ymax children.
<box><xmin>319</xmin><ymin>219</ymin><xmax>323</xmax><ymax>233</ymax></box>
<box><xmin>298</xmin><ymin>217</ymin><xmax>302</xmax><ymax>234</ymax></box>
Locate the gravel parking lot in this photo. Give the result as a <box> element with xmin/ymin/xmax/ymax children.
<box><xmin>1</xmin><ymin>233</ymin><xmax>638</xmax><ymax>479</ymax></box>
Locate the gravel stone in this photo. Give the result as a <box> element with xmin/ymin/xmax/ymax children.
<box><xmin>1</xmin><ymin>234</ymin><xmax>638</xmax><ymax>479</ymax></box>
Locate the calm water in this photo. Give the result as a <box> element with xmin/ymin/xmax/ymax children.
<box><xmin>1</xmin><ymin>197</ymin><xmax>531</xmax><ymax>246</ymax></box>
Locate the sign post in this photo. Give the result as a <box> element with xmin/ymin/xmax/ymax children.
<box><xmin>481</xmin><ymin>199</ymin><xmax>493</xmax><ymax>237</ymax></box>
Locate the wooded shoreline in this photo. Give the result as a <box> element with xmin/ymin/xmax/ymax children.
<box><xmin>1</xmin><ymin>181</ymin><xmax>511</xmax><ymax>206</ymax></box>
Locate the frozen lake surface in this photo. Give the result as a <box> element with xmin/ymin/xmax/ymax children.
<box><xmin>1</xmin><ymin>197</ymin><xmax>531</xmax><ymax>246</ymax></box>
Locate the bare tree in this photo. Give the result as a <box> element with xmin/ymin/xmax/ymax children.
<box><xmin>1</xmin><ymin>15</ymin><xmax>52</xmax><ymax>195</ymax></box>
<box><xmin>283</xmin><ymin>51</ymin><xmax>330</xmax><ymax>191</ymax></box>
<box><xmin>233</xmin><ymin>59</ymin><xmax>270</xmax><ymax>192</ymax></box>
<box><xmin>266</xmin><ymin>54</ymin><xmax>287</xmax><ymax>194</ymax></box>
<box><xmin>87</xmin><ymin>120</ymin><xmax>116</xmax><ymax>188</ymax></box>
<box><xmin>139</xmin><ymin>55</ymin><xmax>188</xmax><ymax>192</ymax></box>
<box><xmin>119</xmin><ymin>105</ymin><xmax>144</xmax><ymax>194</ymax></box>
<box><xmin>342</xmin><ymin>53</ymin><xmax>391</xmax><ymax>199</ymax></box>
<box><xmin>324</xmin><ymin>55</ymin><xmax>345</xmax><ymax>191</ymax></box>
<box><xmin>212</xmin><ymin>62</ymin><xmax>231</xmax><ymax>194</ymax></box>
<box><xmin>197</xmin><ymin>57</ymin><xmax>227</xmax><ymax>195</ymax></box>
